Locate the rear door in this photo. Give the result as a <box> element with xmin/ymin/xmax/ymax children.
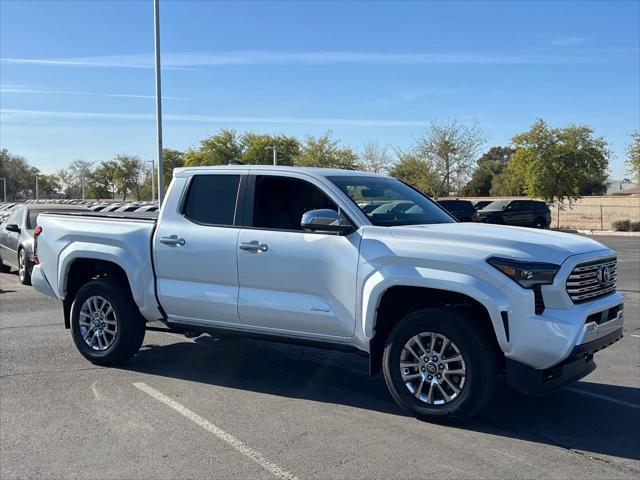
<box><xmin>505</xmin><ymin>201</ymin><xmax>527</xmax><ymax>225</ymax></box>
<box><xmin>236</xmin><ymin>172</ymin><xmax>362</xmax><ymax>339</ymax></box>
<box><xmin>153</xmin><ymin>172</ymin><xmax>246</xmax><ymax>327</ymax></box>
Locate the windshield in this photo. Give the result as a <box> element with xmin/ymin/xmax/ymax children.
<box><xmin>483</xmin><ymin>200</ymin><xmax>510</xmax><ymax>211</ymax></box>
<box><xmin>328</xmin><ymin>176</ymin><xmax>455</xmax><ymax>226</ymax></box>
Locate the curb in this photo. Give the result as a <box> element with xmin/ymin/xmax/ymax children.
<box><xmin>575</xmin><ymin>230</ymin><xmax>640</xmax><ymax>237</ymax></box>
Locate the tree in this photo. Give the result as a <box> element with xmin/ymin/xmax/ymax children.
<box><xmin>113</xmin><ymin>154</ymin><xmax>146</xmax><ymax>201</ymax></box>
<box><xmin>240</xmin><ymin>133</ymin><xmax>301</xmax><ymax>166</ymax></box>
<box><xmin>295</xmin><ymin>131</ymin><xmax>358</xmax><ymax>169</ymax></box>
<box><xmin>0</xmin><ymin>149</ymin><xmax>37</xmax><ymax>200</ymax></box>
<box><xmin>37</xmin><ymin>174</ymin><xmax>61</xmax><ymax>199</ymax></box>
<box><xmin>359</xmin><ymin>141</ymin><xmax>394</xmax><ymax>174</ymax></box>
<box><xmin>183</xmin><ymin>130</ymin><xmax>243</xmax><ymax>166</ymax></box>
<box><xmin>389</xmin><ymin>150</ymin><xmax>440</xmax><ymax>196</ymax></box>
<box><xmin>87</xmin><ymin>160</ymin><xmax>119</xmax><ymax>200</ymax></box>
<box><xmin>406</xmin><ymin>120</ymin><xmax>486</xmax><ymax>196</ymax></box>
<box><xmin>162</xmin><ymin>148</ymin><xmax>185</xmax><ymax>188</ymax></box>
<box><xmin>509</xmin><ymin>119</ymin><xmax>610</xmax><ymax>202</ymax></box>
<box><xmin>461</xmin><ymin>146</ymin><xmax>514</xmax><ymax>196</ymax></box>
<box><xmin>627</xmin><ymin>131</ymin><xmax>640</xmax><ymax>183</ymax></box>
<box><xmin>489</xmin><ymin>170</ymin><xmax>523</xmax><ymax>196</ymax></box>
<box><xmin>55</xmin><ymin>168</ymin><xmax>78</xmax><ymax>198</ymax></box>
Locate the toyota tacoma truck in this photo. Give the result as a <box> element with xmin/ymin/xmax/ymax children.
<box><xmin>30</xmin><ymin>166</ymin><xmax>624</xmax><ymax>421</ymax></box>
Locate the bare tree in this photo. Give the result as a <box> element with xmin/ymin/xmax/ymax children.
<box><xmin>412</xmin><ymin>120</ymin><xmax>486</xmax><ymax>195</ymax></box>
<box><xmin>359</xmin><ymin>141</ymin><xmax>394</xmax><ymax>174</ymax></box>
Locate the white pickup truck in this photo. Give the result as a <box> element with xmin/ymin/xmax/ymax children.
<box><xmin>31</xmin><ymin>166</ymin><xmax>624</xmax><ymax>421</ymax></box>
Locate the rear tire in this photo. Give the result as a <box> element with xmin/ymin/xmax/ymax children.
<box><xmin>70</xmin><ymin>278</ymin><xmax>146</xmax><ymax>365</ymax></box>
<box><xmin>382</xmin><ymin>308</ymin><xmax>498</xmax><ymax>422</ymax></box>
<box><xmin>533</xmin><ymin>217</ymin><xmax>546</xmax><ymax>229</ymax></box>
<box><xmin>17</xmin><ymin>248</ymin><xmax>32</xmax><ymax>285</ymax></box>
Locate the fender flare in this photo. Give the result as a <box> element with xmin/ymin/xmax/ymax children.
<box><xmin>58</xmin><ymin>243</ymin><xmax>145</xmax><ymax>308</ymax></box>
<box><xmin>360</xmin><ymin>265</ymin><xmax>512</xmax><ymax>351</ymax></box>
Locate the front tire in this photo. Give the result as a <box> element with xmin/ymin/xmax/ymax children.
<box><xmin>17</xmin><ymin>248</ymin><xmax>32</xmax><ymax>285</ymax></box>
<box><xmin>382</xmin><ymin>308</ymin><xmax>498</xmax><ymax>422</ymax></box>
<box><xmin>70</xmin><ymin>278</ymin><xmax>146</xmax><ymax>365</ymax></box>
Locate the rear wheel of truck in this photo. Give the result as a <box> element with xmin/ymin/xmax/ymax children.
<box><xmin>70</xmin><ymin>278</ymin><xmax>145</xmax><ymax>365</ymax></box>
<box><xmin>382</xmin><ymin>308</ymin><xmax>498</xmax><ymax>422</ymax></box>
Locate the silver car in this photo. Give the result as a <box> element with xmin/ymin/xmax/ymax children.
<box><xmin>0</xmin><ymin>204</ymin><xmax>88</xmax><ymax>285</ymax></box>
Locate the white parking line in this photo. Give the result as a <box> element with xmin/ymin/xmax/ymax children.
<box><xmin>631</xmin><ymin>334</ymin><xmax>640</xmax><ymax>338</ymax></box>
<box><xmin>133</xmin><ymin>382</ymin><xmax>299</xmax><ymax>480</ymax></box>
<box><xmin>566</xmin><ymin>387</ymin><xmax>640</xmax><ymax>410</ymax></box>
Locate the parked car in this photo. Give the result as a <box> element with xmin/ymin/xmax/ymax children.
<box><xmin>134</xmin><ymin>204</ymin><xmax>159</xmax><ymax>213</ymax></box>
<box><xmin>477</xmin><ymin>199</ymin><xmax>551</xmax><ymax>228</ymax></box>
<box><xmin>114</xmin><ymin>204</ymin><xmax>142</xmax><ymax>213</ymax></box>
<box><xmin>31</xmin><ymin>167</ymin><xmax>622</xmax><ymax>422</ymax></box>
<box><xmin>0</xmin><ymin>204</ymin><xmax>88</xmax><ymax>284</ymax></box>
<box><xmin>436</xmin><ymin>199</ymin><xmax>477</xmax><ymax>222</ymax></box>
<box><xmin>473</xmin><ymin>200</ymin><xmax>492</xmax><ymax>211</ymax></box>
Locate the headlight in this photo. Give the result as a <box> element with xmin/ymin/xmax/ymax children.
<box><xmin>487</xmin><ymin>257</ymin><xmax>559</xmax><ymax>288</ymax></box>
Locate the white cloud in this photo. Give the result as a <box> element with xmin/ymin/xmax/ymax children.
<box><xmin>549</xmin><ymin>37</ymin><xmax>586</xmax><ymax>46</ymax></box>
<box><xmin>0</xmin><ymin>86</ymin><xmax>187</xmax><ymax>100</ymax></box>
<box><xmin>0</xmin><ymin>108</ymin><xmax>433</xmax><ymax>127</ymax></box>
<box><xmin>0</xmin><ymin>49</ymin><xmax>590</xmax><ymax>69</ymax></box>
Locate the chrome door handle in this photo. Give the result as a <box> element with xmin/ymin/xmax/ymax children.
<box><xmin>160</xmin><ymin>235</ymin><xmax>186</xmax><ymax>247</ymax></box>
<box><xmin>239</xmin><ymin>241</ymin><xmax>268</xmax><ymax>253</ymax></box>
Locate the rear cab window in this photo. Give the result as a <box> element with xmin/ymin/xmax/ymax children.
<box><xmin>182</xmin><ymin>174</ymin><xmax>241</xmax><ymax>226</ymax></box>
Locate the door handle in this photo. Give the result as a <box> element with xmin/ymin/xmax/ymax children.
<box><xmin>239</xmin><ymin>241</ymin><xmax>268</xmax><ymax>253</ymax></box>
<box><xmin>160</xmin><ymin>235</ymin><xmax>186</xmax><ymax>247</ymax></box>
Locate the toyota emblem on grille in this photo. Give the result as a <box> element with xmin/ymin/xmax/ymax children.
<box><xmin>597</xmin><ymin>265</ymin><xmax>611</xmax><ymax>286</ymax></box>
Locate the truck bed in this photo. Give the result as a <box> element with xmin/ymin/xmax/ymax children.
<box><xmin>34</xmin><ymin>211</ymin><xmax>162</xmax><ymax>321</ymax></box>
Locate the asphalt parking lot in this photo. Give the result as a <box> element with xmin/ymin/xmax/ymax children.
<box><xmin>1</xmin><ymin>235</ymin><xmax>638</xmax><ymax>479</ymax></box>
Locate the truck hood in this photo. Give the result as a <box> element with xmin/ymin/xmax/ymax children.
<box><xmin>388</xmin><ymin>223</ymin><xmax>610</xmax><ymax>265</ymax></box>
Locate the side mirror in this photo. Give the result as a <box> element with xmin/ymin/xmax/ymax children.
<box><xmin>301</xmin><ymin>209</ymin><xmax>353</xmax><ymax>234</ymax></box>
<box><xmin>5</xmin><ymin>223</ymin><xmax>20</xmax><ymax>233</ymax></box>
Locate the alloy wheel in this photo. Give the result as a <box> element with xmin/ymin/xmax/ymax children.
<box><xmin>78</xmin><ymin>296</ymin><xmax>118</xmax><ymax>351</ymax></box>
<box><xmin>399</xmin><ymin>332</ymin><xmax>467</xmax><ymax>405</ymax></box>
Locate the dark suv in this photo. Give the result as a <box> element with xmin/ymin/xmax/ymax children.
<box><xmin>436</xmin><ymin>199</ymin><xmax>477</xmax><ymax>222</ymax></box>
<box><xmin>477</xmin><ymin>199</ymin><xmax>551</xmax><ymax>228</ymax></box>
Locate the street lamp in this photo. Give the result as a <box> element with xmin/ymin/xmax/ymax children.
<box><xmin>153</xmin><ymin>0</ymin><xmax>164</xmax><ymax>203</ymax></box>
<box><xmin>35</xmin><ymin>174</ymin><xmax>39</xmax><ymax>201</ymax></box>
<box><xmin>266</xmin><ymin>145</ymin><xmax>278</xmax><ymax>166</ymax></box>
<box><xmin>147</xmin><ymin>160</ymin><xmax>156</xmax><ymax>203</ymax></box>
<box><xmin>0</xmin><ymin>178</ymin><xmax>6</xmax><ymax>202</ymax></box>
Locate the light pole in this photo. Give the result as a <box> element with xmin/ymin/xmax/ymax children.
<box><xmin>81</xmin><ymin>172</ymin><xmax>85</xmax><ymax>201</ymax></box>
<box><xmin>35</xmin><ymin>174</ymin><xmax>39</xmax><ymax>201</ymax></box>
<box><xmin>0</xmin><ymin>178</ymin><xmax>6</xmax><ymax>202</ymax></box>
<box><xmin>147</xmin><ymin>160</ymin><xmax>156</xmax><ymax>203</ymax></box>
<box><xmin>153</xmin><ymin>0</ymin><xmax>165</xmax><ymax>203</ymax></box>
<box><xmin>266</xmin><ymin>145</ymin><xmax>278</xmax><ymax>165</ymax></box>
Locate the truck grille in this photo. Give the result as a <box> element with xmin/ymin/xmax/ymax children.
<box><xmin>566</xmin><ymin>257</ymin><xmax>617</xmax><ymax>303</ymax></box>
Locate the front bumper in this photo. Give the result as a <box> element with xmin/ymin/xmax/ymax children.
<box><xmin>506</xmin><ymin>323</ymin><xmax>623</xmax><ymax>395</ymax></box>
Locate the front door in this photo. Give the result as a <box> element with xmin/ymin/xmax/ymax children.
<box><xmin>237</xmin><ymin>173</ymin><xmax>361</xmax><ymax>339</ymax></box>
<box><xmin>0</xmin><ymin>208</ymin><xmax>23</xmax><ymax>267</ymax></box>
<box><xmin>154</xmin><ymin>172</ymin><xmax>245</xmax><ymax>327</ymax></box>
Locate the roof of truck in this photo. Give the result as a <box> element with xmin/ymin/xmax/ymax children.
<box><xmin>173</xmin><ymin>165</ymin><xmax>387</xmax><ymax>179</ymax></box>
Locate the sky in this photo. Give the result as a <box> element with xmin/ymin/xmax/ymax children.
<box><xmin>0</xmin><ymin>0</ymin><xmax>639</xmax><ymax>178</ymax></box>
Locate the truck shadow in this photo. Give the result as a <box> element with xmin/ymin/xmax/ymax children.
<box><xmin>125</xmin><ymin>334</ymin><xmax>640</xmax><ymax>462</ymax></box>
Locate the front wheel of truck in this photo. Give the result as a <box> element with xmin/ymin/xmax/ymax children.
<box><xmin>70</xmin><ymin>278</ymin><xmax>145</xmax><ymax>365</ymax></box>
<box><xmin>382</xmin><ymin>308</ymin><xmax>498</xmax><ymax>422</ymax></box>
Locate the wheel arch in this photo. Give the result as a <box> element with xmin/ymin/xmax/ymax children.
<box><xmin>61</xmin><ymin>256</ymin><xmax>139</xmax><ymax>329</ymax></box>
<box><xmin>365</xmin><ymin>282</ymin><xmax>508</xmax><ymax>376</ymax></box>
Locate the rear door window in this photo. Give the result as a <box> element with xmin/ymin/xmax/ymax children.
<box><xmin>183</xmin><ymin>175</ymin><xmax>241</xmax><ymax>226</ymax></box>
